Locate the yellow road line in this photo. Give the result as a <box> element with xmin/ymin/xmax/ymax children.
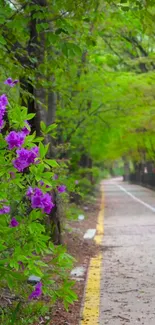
<box><xmin>95</xmin><ymin>187</ymin><xmax>104</xmax><ymax>245</ymax></box>
<box><xmin>80</xmin><ymin>254</ymin><xmax>102</xmax><ymax>324</ymax></box>
<box><xmin>80</xmin><ymin>186</ymin><xmax>104</xmax><ymax>325</ymax></box>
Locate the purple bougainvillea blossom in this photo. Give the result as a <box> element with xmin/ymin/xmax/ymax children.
<box><xmin>29</xmin><ymin>282</ymin><xmax>42</xmax><ymax>300</ymax></box>
<box><xmin>27</xmin><ymin>187</ymin><xmax>54</xmax><ymax>214</ymax></box>
<box><xmin>57</xmin><ymin>185</ymin><xmax>66</xmax><ymax>193</ymax></box>
<box><xmin>5</xmin><ymin>131</ymin><xmax>26</xmax><ymax>150</ymax></box>
<box><xmin>0</xmin><ymin>205</ymin><xmax>10</xmax><ymax>215</ymax></box>
<box><xmin>10</xmin><ymin>217</ymin><xmax>19</xmax><ymax>227</ymax></box>
<box><xmin>4</xmin><ymin>78</ymin><xmax>19</xmax><ymax>87</ymax></box>
<box><xmin>13</xmin><ymin>146</ymin><xmax>39</xmax><ymax>172</ymax></box>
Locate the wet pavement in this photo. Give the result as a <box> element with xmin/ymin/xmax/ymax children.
<box><xmin>100</xmin><ymin>179</ymin><xmax>155</xmax><ymax>325</ymax></box>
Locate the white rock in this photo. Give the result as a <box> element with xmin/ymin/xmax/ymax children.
<box><xmin>84</xmin><ymin>229</ymin><xmax>96</xmax><ymax>239</ymax></box>
<box><xmin>78</xmin><ymin>214</ymin><xmax>85</xmax><ymax>220</ymax></box>
<box><xmin>71</xmin><ymin>266</ymin><xmax>86</xmax><ymax>278</ymax></box>
<box><xmin>28</xmin><ymin>275</ymin><xmax>41</xmax><ymax>284</ymax></box>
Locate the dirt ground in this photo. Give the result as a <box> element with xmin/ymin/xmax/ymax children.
<box><xmin>50</xmin><ymin>196</ymin><xmax>100</xmax><ymax>325</ymax></box>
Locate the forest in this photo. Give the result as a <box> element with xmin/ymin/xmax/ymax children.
<box><xmin>0</xmin><ymin>0</ymin><xmax>155</xmax><ymax>324</ymax></box>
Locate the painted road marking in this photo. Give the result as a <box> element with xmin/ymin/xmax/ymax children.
<box><xmin>80</xmin><ymin>254</ymin><xmax>102</xmax><ymax>324</ymax></box>
<box><xmin>94</xmin><ymin>187</ymin><xmax>104</xmax><ymax>245</ymax></box>
<box><xmin>80</xmin><ymin>186</ymin><xmax>104</xmax><ymax>325</ymax></box>
<box><xmin>84</xmin><ymin>229</ymin><xmax>96</xmax><ymax>239</ymax></box>
<box><xmin>117</xmin><ymin>185</ymin><xmax>155</xmax><ymax>213</ymax></box>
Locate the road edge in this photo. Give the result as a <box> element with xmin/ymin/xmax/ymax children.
<box><xmin>79</xmin><ymin>184</ymin><xmax>104</xmax><ymax>324</ymax></box>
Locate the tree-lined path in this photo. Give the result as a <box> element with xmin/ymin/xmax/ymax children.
<box><xmin>100</xmin><ymin>179</ymin><xmax>155</xmax><ymax>324</ymax></box>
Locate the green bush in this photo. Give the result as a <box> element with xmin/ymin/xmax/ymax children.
<box><xmin>0</xmin><ymin>80</ymin><xmax>77</xmax><ymax>324</ymax></box>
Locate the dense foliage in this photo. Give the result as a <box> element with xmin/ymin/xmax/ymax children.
<box><xmin>0</xmin><ymin>81</ymin><xmax>76</xmax><ymax>324</ymax></box>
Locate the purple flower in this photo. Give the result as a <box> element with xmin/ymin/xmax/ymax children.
<box><xmin>6</xmin><ymin>131</ymin><xmax>25</xmax><ymax>150</ymax></box>
<box><xmin>13</xmin><ymin>80</ymin><xmax>18</xmax><ymax>85</ymax></box>
<box><xmin>75</xmin><ymin>180</ymin><xmax>79</xmax><ymax>185</ymax></box>
<box><xmin>29</xmin><ymin>282</ymin><xmax>42</xmax><ymax>300</ymax></box>
<box><xmin>4</xmin><ymin>78</ymin><xmax>13</xmax><ymax>86</ymax></box>
<box><xmin>27</xmin><ymin>147</ymin><xmax>39</xmax><ymax>164</ymax></box>
<box><xmin>0</xmin><ymin>94</ymin><xmax>8</xmax><ymax>107</ymax></box>
<box><xmin>13</xmin><ymin>146</ymin><xmax>39</xmax><ymax>172</ymax></box>
<box><xmin>13</xmin><ymin>157</ymin><xmax>26</xmax><ymax>172</ymax></box>
<box><xmin>34</xmin><ymin>188</ymin><xmax>43</xmax><ymax>196</ymax></box>
<box><xmin>27</xmin><ymin>187</ymin><xmax>54</xmax><ymax>214</ymax></box>
<box><xmin>0</xmin><ymin>105</ymin><xmax>5</xmax><ymax>119</ymax></box>
<box><xmin>10</xmin><ymin>217</ymin><xmax>19</xmax><ymax>227</ymax></box>
<box><xmin>4</xmin><ymin>78</ymin><xmax>19</xmax><ymax>87</ymax></box>
<box><xmin>22</xmin><ymin>121</ymin><xmax>31</xmax><ymax>136</ymax></box>
<box><xmin>42</xmin><ymin>193</ymin><xmax>55</xmax><ymax>214</ymax></box>
<box><xmin>53</xmin><ymin>174</ymin><xmax>58</xmax><ymax>180</ymax></box>
<box><xmin>31</xmin><ymin>193</ymin><xmax>43</xmax><ymax>209</ymax></box>
<box><xmin>26</xmin><ymin>186</ymin><xmax>33</xmax><ymax>198</ymax></box>
<box><xmin>57</xmin><ymin>185</ymin><xmax>66</xmax><ymax>193</ymax></box>
<box><xmin>0</xmin><ymin>94</ymin><xmax>8</xmax><ymax>130</ymax></box>
<box><xmin>0</xmin><ymin>205</ymin><xmax>10</xmax><ymax>214</ymax></box>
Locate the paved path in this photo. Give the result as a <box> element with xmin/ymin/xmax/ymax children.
<box><xmin>100</xmin><ymin>179</ymin><xmax>155</xmax><ymax>324</ymax></box>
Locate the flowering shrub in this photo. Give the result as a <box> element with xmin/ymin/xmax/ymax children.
<box><xmin>0</xmin><ymin>79</ymin><xmax>76</xmax><ymax>324</ymax></box>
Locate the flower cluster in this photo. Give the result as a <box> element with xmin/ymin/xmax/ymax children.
<box><xmin>0</xmin><ymin>94</ymin><xmax>8</xmax><ymax>131</ymax></box>
<box><xmin>6</xmin><ymin>130</ymin><xmax>25</xmax><ymax>149</ymax></box>
<box><xmin>4</xmin><ymin>78</ymin><xmax>18</xmax><ymax>87</ymax></box>
<box><xmin>29</xmin><ymin>282</ymin><xmax>42</xmax><ymax>300</ymax></box>
<box><xmin>0</xmin><ymin>205</ymin><xmax>10</xmax><ymax>215</ymax></box>
<box><xmin>57</xmin><ymin>185</ymin><xmax>66</xmax><ymax>193</ymax></box>
<box><xmin>13</xmin><ymin>147</ymin><xmax>39</xmax><ymax>172</ymax></box>
<box><xmin>26</xmin><ymin>187</ymin><xmax>54</xmax><ymax>214</ymax></box>
<box><xmin>6</xmin><ymin>121</ymin><xmax>31</xmax><ymax>150</ymax></box>
<box><xmin>10</xmin><ymin>217</ymin><xmax>19</xmax><ymax>227</ymax></box>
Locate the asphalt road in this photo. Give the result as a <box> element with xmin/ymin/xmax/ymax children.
<box><xmin>100</xmin><ymin>178</ymin><xmax>155</xmax><ymax>325</ymax></box>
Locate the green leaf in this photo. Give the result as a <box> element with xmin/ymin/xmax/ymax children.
<box><xmin>46</xmin><ymin>124</ymin><xmax>57</xmax><ymax>133</ymax></box>
<box><xmin>0</xmin><ymin>244</ymin><xmax>7</xmax><ymax>251</ymax></box>
<box><xmin>0</xmin><ymin>35</ymin><xmax>6</xmax><ymax>45</ymax></box>
<box><xmin>45</xmin><ymin>159</ymin><xmax>59</xmax><ymax>167</ymax></box>
<box><xmin>40</xmin><ymin>121</ymin><xmax>47</xmax><ymax>133</ymax></box>
<box><xmin>27</xmin><ymin>113</ymin><xmax>36</xmax><ymax>120</ymax></box>
<box><xmin>39</xmin><ymin>142</ymin><xmax>46</xmax><ymax>159</ymax></box>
